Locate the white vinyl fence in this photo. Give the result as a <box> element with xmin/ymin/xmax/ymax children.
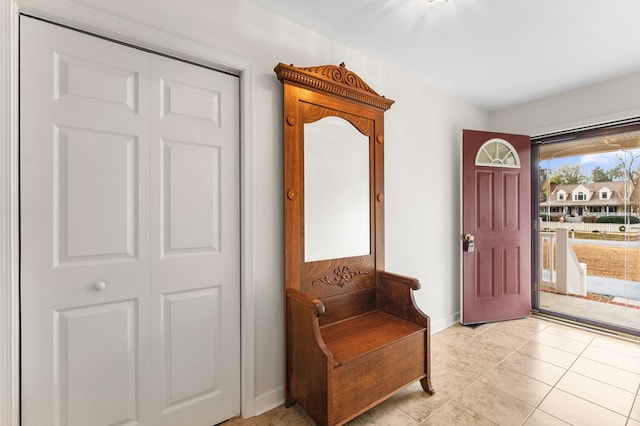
<box><xmin>540</xmin><ymin>221</ymin><xmax>640</xmax><ymax>233</ymax></box>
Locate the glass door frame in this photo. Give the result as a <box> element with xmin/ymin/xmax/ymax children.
<box><xmin>530</xmin><ymin>117</ymin><xmax>640</xmax><ymax>337</ymax></box>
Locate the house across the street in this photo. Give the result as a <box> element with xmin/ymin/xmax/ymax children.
<box><xmin>541</xmin><ymin>181</ymin><xmax>636</xmax><ymax>219</ymax></box>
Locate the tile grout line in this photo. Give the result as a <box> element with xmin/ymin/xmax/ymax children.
<box><xmin>536</xmin><ymin>332</ymin><xmax>639</xmax><ymax>424</ymax></box>
<box><xmin>424</xmin><ymin>318</ymin><xmax>639</xmax><ymax>426</ymax></box>
<box><xmin>426</xmin><ymin>320</ymin><xmax>549</xmax><ymax>425</ymax></box>
<box><xmin>626</xmin><ymin>379</ymin><xmax>640</xmax><ymax>423</ymax></box>
<box><xmin>526</xmin><ymin>329</ymin><xmax>596</xmax><ymax>424</ymax></box>
<box><xmin>420</xmin><ymin>322</ymin><xmax>504</xmax><ymax>425</ymax></box>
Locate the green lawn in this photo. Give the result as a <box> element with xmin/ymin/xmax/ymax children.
<box><xmin>571</xmin><ymin>231</ymin><xmax>639</xmax><ymax>241</ymax></box>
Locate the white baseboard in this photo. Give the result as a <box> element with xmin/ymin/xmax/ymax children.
<box><xmin>431</xmin><ymin>312</ymin><xmax>460</xmax><ymax>334</ymax></box>
<box><xmin>253</xmin><ymin>386</ymin><xmax>284</xmax><ymax>417</ymax></box>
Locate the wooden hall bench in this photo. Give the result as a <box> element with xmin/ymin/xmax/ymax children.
<box><xmin>275</xmin><ymin>62</ymin><xmax>434</xmax><ymax>426</ymax></box>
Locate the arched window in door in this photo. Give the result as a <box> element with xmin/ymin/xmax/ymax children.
<box><xmin>475</xmin><ymin>138</ymin><xmax>521</xmax><ymax>168</ymax></box>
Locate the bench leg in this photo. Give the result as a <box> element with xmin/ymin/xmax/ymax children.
<box><xmin>420</xmin><ymin>376</ymin><xmax>435</xmax><ymax>395</ymax></box>
<box><xmin>285</xmin><ymin>392</ymin><xmax>296</xmax><ymax>408</ymax></box>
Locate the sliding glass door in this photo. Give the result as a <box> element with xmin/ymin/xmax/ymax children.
<box><xmin>533</xmin><ymin>122</ymin><xmax>640</xmax><ymax>336</ymax></box>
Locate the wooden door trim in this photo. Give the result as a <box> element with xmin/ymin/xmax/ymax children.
<box><xmin>1</xmin><ymin>3</ymin><xmax>256</xmax><ymax>424</ymax></box>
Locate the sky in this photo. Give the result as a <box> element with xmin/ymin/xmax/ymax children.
<box><xmin>541</xmin><ymin>148</ymin><xmax>640</xmax><ymax>181</ymax></box>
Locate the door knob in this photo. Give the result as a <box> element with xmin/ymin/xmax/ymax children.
<box><xmin>463</xmin><ymin>234</ymin><xmax>475</xmax><ymax>252</ymax></box>
<box><xmin>93</xmin><ymin>280</ymin><xmax>107</xmax><ymax>291</ymax></box>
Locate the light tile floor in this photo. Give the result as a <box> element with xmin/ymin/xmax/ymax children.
<box><xmin>222</xmin><ymin>317</ymin><xmax>640</xmax><ymax>425</ymax></box>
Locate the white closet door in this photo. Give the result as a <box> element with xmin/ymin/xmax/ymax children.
<box><xmin>148</xmin><ymin>54</ymin><xmax>240</xmax><ymax>425</ymax></box>
<box><xmin>20</xmin><ymin>17</ymin><xmax>240</xmax><ymax>426</ymax></box>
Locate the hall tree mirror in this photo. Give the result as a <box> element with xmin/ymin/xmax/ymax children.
<box><xmin>304</xmin><ymin>116</ymin><xmax>370</xmax><ymax>262</ymax></box>
<box><xmin>275</xmin><ymin>62</ymin><xmax>433</xmax><ymax>426</ymax></box>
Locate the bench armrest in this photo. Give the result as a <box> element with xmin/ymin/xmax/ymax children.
<box><xmin>286</xmin><ymin>288</ymin><xmax>331</xmax><ymax>359</ymax></box>
<box><xmin>377</xmin><ymin>271</ymin><xmax>435</xmax><ymax>394</ymax></box>
<box><xmin>377</xmin><ymin>271</ymin><xmax>428</xmax><ymax>327</ymax></box>
<box><xmin>285</xmin><ymin>288</ymin><xmax>333</xmax><ymax>418</ymax></box>
<box><xmin>287</xmin><ymin>287</ymin><xmax>326</xmax><ymax>317</ymax></box>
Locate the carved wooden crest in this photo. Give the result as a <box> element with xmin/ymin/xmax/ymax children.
<box><xmin>274</xmin><ymin>62</ymin><xmax>394</xmax><ymax>111</ymax></box>
<box><xmin>312</xmin><ymin>266</ymin><xmax>369</xmax><ymax>288</ymax></box>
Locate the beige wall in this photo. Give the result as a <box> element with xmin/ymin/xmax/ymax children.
<box><xmin>489</xmin><ymin>71</ymin><xmax>640</xmax><ymax>135</ymax></box>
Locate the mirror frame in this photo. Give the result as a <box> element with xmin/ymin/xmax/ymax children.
<box><xmin>275</xmin><ymin>63</ymin><xmax>394</xmax><ymax>298</ymax></box>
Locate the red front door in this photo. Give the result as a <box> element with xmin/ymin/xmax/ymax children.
<box><xmin>461</xmin><ymin>129</ymin><xmax>531</xmax><ymax>324</ymax></box>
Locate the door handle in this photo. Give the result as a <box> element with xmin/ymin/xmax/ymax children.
<box><xmin>463</xmin><ymin>234</ymin><xmax>475</xmax><ymax>252</ymax></box>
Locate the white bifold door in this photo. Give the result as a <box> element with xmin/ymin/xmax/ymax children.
<box><xmin>20</xmin><ymin>17</ymin><xmax>240</xmax><ymax>426</ymax></box>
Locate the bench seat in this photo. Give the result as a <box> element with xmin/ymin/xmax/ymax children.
<box><xmin>321</xmin><ymin>311</ymin><xmax>423</xmax><ymax>365</ymax></box>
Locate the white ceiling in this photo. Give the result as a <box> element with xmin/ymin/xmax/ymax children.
<box><xmin>249</xmin><ymin>0</ymin><xmax>640</xmax><ymax>111</ymax></box>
